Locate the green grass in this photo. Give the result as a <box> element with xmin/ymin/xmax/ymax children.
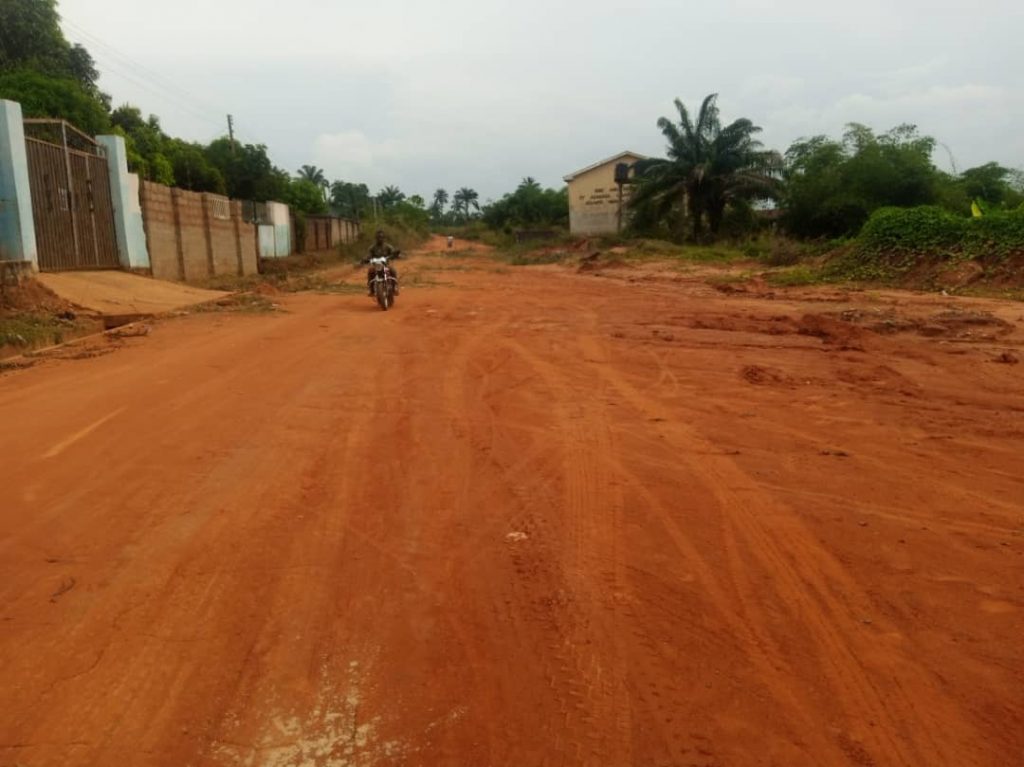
<box><xmin>764</xmin><ymin>266</ymin><xmax>823</xmax><ymax>287</ymax></box>
<box><xmin>203</xmin><ymin>269</ymin><xmax>364</xmax><ymax>296</ymax></box>
<box><xmin>604</xmin><ymin>239</ymin><xmax>750</xmax><ymax>265</ymax></box>
<box><xmin>0</xmin><ymin>315</ymin><xmax>72</xmax><ymax>350</ymax></box>
<box><xmin>504</xmin><ymin>250</ymin><xmax>574</xmax><ymax>266</ymax></box>
<box><xmin>951</xmin><ymin>285</ymin><xmax>1024</xmax><ymax>302</ymax></box>
<box><xmin>706</xmin><ymin>271</ymin><xmax>755</xmax><ymax>286</ymax></box>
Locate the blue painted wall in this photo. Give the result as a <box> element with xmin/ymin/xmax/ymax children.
<box><xmin>0</xmin><ymin>100</ymin><xmax>38</xmax><ymax>267</ymax></box>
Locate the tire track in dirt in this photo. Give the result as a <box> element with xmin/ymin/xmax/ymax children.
<box><xmin>572</xmin><ymin>331</ymin><xmax>985</xmax><ymax>766</ymax></box>
<box><xmin>505</xmin><ymin>336</ymin><xmax>846</xmax><ymax>765</ymax></box>
<box><xmin>479</xmin><ymin>335</ymin><xmax>631</xmax><ymax>767</ymax></box>
<box><xmin>759</xmin><ymin>482</ymin><xmax>1022</xmax><ymax>539</ymax></box>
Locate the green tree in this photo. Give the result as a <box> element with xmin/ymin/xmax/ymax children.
<box><xmin>1</xmin><ymin>0</ymin><xmax>92</xmax><ymax>85</ymax></box>
<box><xmin>205</xmin><ymin>138</ymin><xmax>289</xmax><ymax>201</ymax></box>
<box><xmin>297</xmin><ymin>164</ymin><xmax>326</xmax><ymax>185</ymax></box>
<box><xmin>783</xmin><ymin>123</ymin><xmax>943</xmax><ymax>238</ymax></box>
<box><xmin>385</xmin><ymin>199</ymin><xmax>430</xmax><ymax>232</ymax></box>
<box><xmin>959</xmin><ymin>162</ymin><xmax>1019</xmax><ymax>207</ymax></box>
<box><xmin>0</xmin><ymin>0</ymin><xmax>108</xmax><ymax>111</ymax></box>
<box><xmin>0</xmin><ymin>0</ymin><xmax>68</xmax><ymax>71</ymax></box>
<box><xmin>430</xmin><ymin>188</ymin><xmax>449</xmax><ymax>223</ymax></box>
<box><xmin>631</xmin><ymin>94</ymin><xmax>782</xmax><ymax>240</ymax></box>
<box><xmin>165</xmin><ymin>138</ymin><xmax>225</xmax><ymax>193</ymax></box>
<box><xmin>378</xmin><ymin>185</ymin><xmax>405</xmax><ymax>210</ymax></box>
<box><xmin>453</xmin><ymin>187</ymin><xmax>480</xmax><ymax>221</ymax></box>
<box><xmin>482</xmin><ymin>178</ymin><xmax>568</xmax><ymax>229</ymax></box>
<box><xmin>285</xmin><ymin>178</ymin><xmax>328</xmax><ymax>215</ymax></box>
<box><xmin>0</xmin><ymin>68</ymin><xmax>110</xmax><ymax>134</ymax></box>
<box><xmin>297</xmin><ymin>164</ymin><xmax>329</xmax><ymax>201</ymax></box>
<box><xmin>330</xmin><ymin>180</ymin><xmax>371</xmax><ymax>219</ymax></box>
<box><xmin>108</xmin><ymin>106</ymin><xmax>176</xmax><ymax>184</ymax></box>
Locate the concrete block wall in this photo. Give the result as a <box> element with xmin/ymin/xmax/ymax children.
<box><xmin>139</xmin><ymin>180</ymin><xmax>259</xmax><ymax>283</ymax></box>
<box><xmin>299</xmin><ymin>215</ymin><xmax>361</xmax><ymax>253</ymax></box>
<box><xmin>174</xmin><ymin>188</ymin><xmax>210</xmax><ymax>282</ymax></box>
<box><xmin>232</xmin><ymin>201</ymin><xmax>258</xmax><ymax>276</ymax></box>
<box><xmin>139</xmin><ymin>182</ymin><xmax>180</xmax><ymax>281</ymax></box>
<box><xmin>205</xmin><ymin>193</ymin><xmax>237</xmax><ymax>276</ymax></box>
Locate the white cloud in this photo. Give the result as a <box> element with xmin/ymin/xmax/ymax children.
<box><xmin>55</xmin><ymin>0</ymin><xmax>1024</xmax><ymax>198</ymax></box>
<box><xmin>761</xmin><ymin>83</ymin><xmax>1021</xmax><ymax>171</ymax></box>
<box><xmin>312</xmin><ymin>131</ymin><xmax>400</xmax><ymax>189</ymax></box>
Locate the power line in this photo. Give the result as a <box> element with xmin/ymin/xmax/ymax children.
<box><xmin>90</xmin><ymin>57</ymin><xmax>226</xmax><ymax>130</ymax></box>
<box><xmin>62</xmin><ymin>17</ymin><xmax>228</xmax><ymax>120</ymax></box>
<box><xmin>61</xmin><ymin>18</ymin><xmax>279</xmax><ymax>159</ymax></box>
<box><xmin>61</xmin><ymin>17</ymin><xmax>262</xmax><ymax>144</ymax></box>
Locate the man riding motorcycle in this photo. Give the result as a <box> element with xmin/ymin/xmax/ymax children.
<box><xmin>365</xmin><ymin>230</ymin><xmax>400</xmax><ymax>296</ymax></box>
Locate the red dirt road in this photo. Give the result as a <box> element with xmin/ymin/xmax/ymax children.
<box><xmin>1</xmin><ymin>249</ymin><xmax>1022</xmax><ymax>766</ymax></box>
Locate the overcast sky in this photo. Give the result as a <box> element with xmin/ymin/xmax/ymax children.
<box><xmin>59</xmin><ymin>0</ymin><xmax>1023</xmax><ymax>202</ymax></box>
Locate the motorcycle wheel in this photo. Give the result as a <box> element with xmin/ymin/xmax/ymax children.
<box><xmin>375</xmin><ymin>281</ymin><xmax>389</xmax><ymax>310</ymax></box>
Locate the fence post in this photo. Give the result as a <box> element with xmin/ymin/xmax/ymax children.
<box><xmin>96</xmin><ymin>134</ymin><xmax>150</xmax><ymax>270</ymax></box>
<box><xmin>0</xmin><ymin>100</ymin><xmax>38</xmax><ymax>270</ymax></box>
<box><xmin>171</xmin><ymin>188</ymin><xmax>186</xmax><ymax>280</ymax></box>
<box><xmin>231</xmin><ymin>201</ymin><xmax>244</xmax><ymax>275</ymax></box>
<box><xmin>201</xmin><ymin>193</ymin><xmax>215</xmax><ymax>277</ymax></box>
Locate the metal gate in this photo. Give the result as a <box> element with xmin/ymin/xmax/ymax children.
<box><xmin>24</xmin><ymin>120</ymin><xmax>120</xmax><ymax>272</ymax></box>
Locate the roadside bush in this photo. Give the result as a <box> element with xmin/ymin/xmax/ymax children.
<box><xmin>338</xmin><ymin>221</ymin><xmax>428</xmax><ymax>262</ymax></box>
<box><xmin>439</xmin><ymin>222</ymin><xmax>488</xmax><ymax>240</ymax></box>
<box><xmin>968</xmin><ymin>212</ymin><xmax>1024</xmax><ymax>258</ymax></box>
<box><xmin>765</xmin><ymin>266</ymin><xmax>820</xmax><ymax>286</ymax></box>
<box><xmin>829</xmin><ymin>205</ymin><xmax>1024</xmax><ymax>281</ymax></box>
<box><xmin>858</xmin><ymin>206</ymin><xmax>966</xmax><ymax>253</ymax></box>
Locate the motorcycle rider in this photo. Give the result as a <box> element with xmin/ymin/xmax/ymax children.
<box><xmin>365</xmin><ymin>229</ymin><xmax>399</xmax><ymax>296</ymax></box>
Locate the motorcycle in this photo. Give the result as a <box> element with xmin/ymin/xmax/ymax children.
<box><xmin>365</xmin><ymin>254</ymin><xmax>399</xmax><ymax>311</ymax></box>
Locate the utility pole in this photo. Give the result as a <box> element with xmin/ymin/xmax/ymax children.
<box><xmin>616</xmin><ymin>181</ymin><xmax>624</xmax><ymax>234</ymax></box>
<box><xmin>227</xmin><ymin>114</ymin><xmax>235</xmax><ymax>154</ymax></box>
<box><xmin>614</xmin><ymin>162</ymin><xmax>630</xmax><ymax>234</ymax></box>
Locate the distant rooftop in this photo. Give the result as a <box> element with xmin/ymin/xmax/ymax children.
<box><xmin>563</xmin><ymin>150</ymin><xmax>648</xmax><ymax>182</ymax></box>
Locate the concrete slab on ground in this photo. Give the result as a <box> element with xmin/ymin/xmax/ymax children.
<box><xmin>36</xmin><ymin>271</ymin><xmax>228</xmax><ymax>316</ymax></box>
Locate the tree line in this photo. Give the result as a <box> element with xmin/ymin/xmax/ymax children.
<box><xmin>0</xmin><ymin>0</ymin><xmax>500</xmax><ymax>227</ymax></box>
<box><xmin>8</xmin><ymin>0</ymin><xmax>1018</xmax><ymax>245</ymax></box>
<box><xmin>627</xmin><ymin>93</ymin><xmax>1023</xmax><ymax>243</ymax></box>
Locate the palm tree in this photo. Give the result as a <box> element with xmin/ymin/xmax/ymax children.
<box><xmin>631</xmin><ymin>94</ymin><xmax>782</xmax><ymax>240</ymax></box>
<box><xmin>430</xmin><ymin>188</ymin><xmax>449</xmax><ymax>223</ymax></box>
<box><xmin>377</xmin><ymin>185</ymin><xmax>405</xmax><ymax>210</ymax></box>
<box><xmin>297</xmin><ymin>165</ymin><xmax>329</xmax><ymax>201</ymax></box>
<box><xmin>453</xmin><ymin>187</ymin><xmax>480</xmax><ymax>222</ymax></box>
<box><xmin>519</xmin><ymin>177</ymin><xmax>540</xmax><ymax>191</ymax></box>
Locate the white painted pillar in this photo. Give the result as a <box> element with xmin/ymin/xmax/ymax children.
<box><xmin>96</xmin><ymin>134</ymin><xmax>150</xmax><ymax>270</ymax></box>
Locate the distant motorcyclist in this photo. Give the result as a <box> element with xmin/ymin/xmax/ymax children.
<box><xmin>365</xmin><ymin>230</ymin><xmax>400</xmax><ymax>295</ymax></box>
<box><xmin>447</xmin><ymin>234</ymin><xmax>454</xmax><ymax>249</ymax></box>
